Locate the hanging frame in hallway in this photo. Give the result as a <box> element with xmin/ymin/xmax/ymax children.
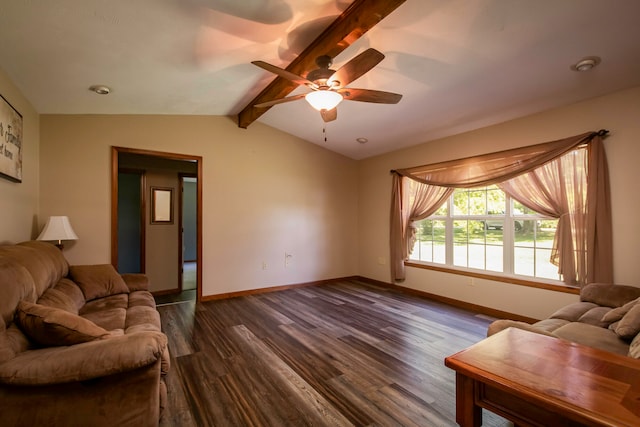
<box><xmin>151</xmin><ymin>187</ymin><xmax>173</xmax><ymax>224</ymax></box>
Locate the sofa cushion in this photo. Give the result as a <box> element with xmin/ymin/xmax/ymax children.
<box><xmin>552</xmin><ymin>322</ymin><xmax>630</xmax><ymax>355</ymax></box>
<box><xmin>614</xmin><ymin>303</ymin><xmax>640</xmax><ymax>341</ymax></box>
<box><xmin>549</xmin><ymin>302</ymin><xmax>598</xmax><ymax>322</ymax></box>
<box><xmin>15</xmin><ymin>301</ymin><xmax>110</xmax><ymax>346</ymax></box>
<box><xmin>125</xmin><ymin>306</ymin><xmax>161</xmax><ymax>332</ymax></box>
<box><xmin>18</xmin><ymin>241</ymin><xmax>70</xmax><ymax>283</ymax></box>
<box><xmin>128</xmin><ymin>291</ymin><xmax>156</xmax><ymax>308</ymax></box>
<box><xmin>581</xmin><ymin>282</ymin><xmax>640</xmax><ymax>308</ymax></box>
<box><xmin>81</xmin><ymin>308</ymin><xmax>127</xmax><ymax>332</ymax></box>
<box><xmin>531</xmin><ymin>318</ymin><xmax>571</xmax><ymax>334</ymax></box>
<box><xmin>577</xmin><ymin>306</ymin><xmax>613</xmax><ymax>328</ymax></box>
<box><xmin>38</xmin><ymin>286</ymin><xmax>81</xmax><ymax>314</ymax></box>
<box><xmin>0</xmin><ymin>258</ymin><xmax>37</xmax><ymax>327</ymax></box>
<box><xmin>51</xmin><ymin>278</ymin><xmax>86</xmax><ymax>310</ymax></box>
<box><xmin>80</xmin><ymin>294</ymin><xmax>129</xmax><ymax>314</ymax></box>
<box><xmin>602</xmin><ymin>297</ymin><xmax>640</xmax><ymax>323</ymax></box>
<box><xmin>0</xmin><ymin>325</ymin><xmax>31</xmax><ymax>364</ymax></box>
<box><xmin>69</xmin><ymin>264</ymin><xmax>129</xmax><ymax>301</ymax></box>
<box><xmin>0</xmin><ymin>241</ymin><xmax>69</xmax><ymax>299</ymax></box>
<box><xmin>0</xmin><ymin>242</ymin><xmax>69</xmax><ymax>298</ymax></box>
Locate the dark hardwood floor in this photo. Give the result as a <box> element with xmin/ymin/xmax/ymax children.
<box><xmin>155</xmin><ymin>289</ymin><xmax>197</xmax><ymax>305</ymax></box>
<box><xmin>154</xmin><ymin>262</ymin><xmax>198</xmax><ymax>305</ymax></box>
<box><xmin>158</xmin><ymin>279</ymin><xmax>511</xmax><ymax>426</ymax></box>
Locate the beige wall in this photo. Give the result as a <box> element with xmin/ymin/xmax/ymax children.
<box><xmin>0</xmin><ymin>67</ymin><xmax>39</xmax><ymax>244</ymax></box>
<box><xmin>358</xmin><ymin>86</ymin><xmax>640</xmax><ymax>320</ymax></box>
<box><xmin>6</xmin><ymin>62</ymin><xmax>639</xmax><ymax>317</ymax></box>
<box><xmin>39</xmin><ymin>115</ymin><xmax>359</xmax><ymax>296</ymax></box>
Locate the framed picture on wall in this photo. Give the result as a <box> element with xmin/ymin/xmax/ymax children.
<box><xmin>151</xmin><ymin>187</ymin><xmax>173</xmax><ymax>224</ymax></box>
<box><xmin>0</xmin><ymin>93</ymin><xmax>23</xmax><ymax>183</ymax></box>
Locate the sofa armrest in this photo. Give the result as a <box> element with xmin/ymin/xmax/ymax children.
<box><xmin>0</xmin><ymin>331</ymin><xmax>167</xmax><ymax>386</ymax></box>
<box><xmin>121</xmin><ymin>273</ymin><xmax>150</xmax><ymax>291</ymax></box>
<box><xmin>487</xmin><ymin>319</ymin><xmax>555</xmax><ymax>338</ymax></box>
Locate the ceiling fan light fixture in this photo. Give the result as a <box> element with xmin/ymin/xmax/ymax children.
<box><xmin>305</xmin><ymin>90</ymin><xmax>343</xmax><ymax>111</ymax></box>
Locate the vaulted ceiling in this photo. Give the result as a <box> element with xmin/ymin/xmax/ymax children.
<box><xmin>1</xmin><ymin>0</ymin><xmax>639</xmax><ymax>159</ymax></box>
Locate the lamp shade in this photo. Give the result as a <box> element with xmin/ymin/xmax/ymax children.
<box><xmin>37</xmin><ymin>216</ymin><xmax>79</xmax><ymax>244</ymax></box>
<box><xmin>305</xmin><ymin>90</ymin><xmax>343</xmax><ymax>111</ymax></box>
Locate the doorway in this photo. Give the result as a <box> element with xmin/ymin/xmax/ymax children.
<box><xmin>111</xmin><ymin>147</ymin><xmax>202</xmax><ymax>303</ymax></box>
<box><xmin>179</xmin><ymin>174</ymin><xmax>198</xmax><ymax>300</ymax></box>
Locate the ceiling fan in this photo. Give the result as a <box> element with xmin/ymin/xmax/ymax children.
<box><xmin>251</xmin><ymin>48</ymin><xmax>402</xmax><ymax>122</ymax></box>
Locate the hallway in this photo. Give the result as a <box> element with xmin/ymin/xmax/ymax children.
<box><xmin>154</xmin><ymin>262</ymin><xmax>197</xmax><ymax>306</ymax></box>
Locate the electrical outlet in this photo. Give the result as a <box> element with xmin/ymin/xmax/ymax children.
<box><xmin>285</xmin><ymin>252</ymin><xmax>293</xmax><ymax>267</ymax></box>
<box><xmin>377</xmin><ymin>257</ymin><xmax>386</xmax><ymax>265</ymax></box>
<box><xmin>262</xmin><ymin>262</ymin><xmax>267</xmax><ymax>270</ymax></box>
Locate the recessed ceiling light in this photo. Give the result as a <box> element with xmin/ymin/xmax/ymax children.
<box><xmin>356</xmin><ymin>137</ymin><xmax>368</xmax><ymax>144</ymax></box>
<box><xmin>89</xmin><ymin>85</ymin><xmax>111</xmax><ymax>95</ymax></box>
<box><xmin>571</xmin><ymin>56</ymin><xmax>601</xmax><ymax>72</ymax></box>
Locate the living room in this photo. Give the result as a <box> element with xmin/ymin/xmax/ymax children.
<box><xmin>3</xmin><ymin>71</ymin><xmax>640</xmax><ymax>322</ymax></box>
<box><xmin>2</xmin><ymin>1</ymin><xmax>640</xmax><ymax>425</ymax></box>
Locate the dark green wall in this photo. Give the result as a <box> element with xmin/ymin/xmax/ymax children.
<box><xmin>183</xmin><ymin>179</ymin><xmax>197</xmax><ymax>261</ymax></box>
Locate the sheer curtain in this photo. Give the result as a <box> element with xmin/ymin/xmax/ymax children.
<box><xmin>390</xmin><ymin>176</ymin><xmax>452</xmax><ymax>280</ymax></box>
<box><xmin>390</xmin><ymin>131</ymin><xmax>612</xmax><ymax>287</ymax></box>
<box><xmin>499</xmin><ymin>148</ymin><xmax>588</xmax><ymax>285</ymax></box>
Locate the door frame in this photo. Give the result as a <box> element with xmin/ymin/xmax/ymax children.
<box><xmin>111</xmin><ymin>146</ymin><xmax>203</xmax><ymax>302</ymax></box>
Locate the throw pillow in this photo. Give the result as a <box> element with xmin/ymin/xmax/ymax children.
<box><xmin>614</xmin><ymin>303</ymin><xmax>640</xmax><ymax>341</ymax></box>
<box><xmin>69</xmin><ymin>264</ymin><xmax>129</xmax><ymax>301</ymax></box>
<box><xmin>16</xmin><ymin>301</ymin><xmax>110</xmax><ymax>346</ymax></box>
<box><xmin>601</xmin><ymin>297</ymin><xmax>640</xmax><ymax>323</ymax></box>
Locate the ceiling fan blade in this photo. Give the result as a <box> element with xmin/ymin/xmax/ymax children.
<box><xmin>238</xmin><ymin>0</ymin><xmax>407</xmax><ymax>129</ymax></box>
<box><xmin>327</xmin><ymin>48</ymin><xmax>385</xmax><ymax>88</ymax></box>
<box><xmin>254</xmin><ymin>94</ymin><xmax>307</xmax><ymax>108</ymax></box>
<box><xmin>320</xmin><ymin>108</ymin><xmax>337</xmax><ymax>122</ymax></box>
<box><xmin>339</xmin><ymin>88</ymin><xmax>402</xmax><ymax>104</ymax></box>
<box><xmin>252</xmin><ymin>61</ymin><xmax>318</xmax><ymax>89</ymax></box>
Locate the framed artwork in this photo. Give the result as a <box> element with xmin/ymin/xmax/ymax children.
<box><xmin>151</xmin><ymin>187</ymin><xmax>173</xmax><ymax>224</ymax></box>
<box><xmin>0</xmin><ymin>94</ymin><xmax>23</xmax><ymax>182</ymax></box>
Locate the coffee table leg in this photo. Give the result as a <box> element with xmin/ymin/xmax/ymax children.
<box><xmin>455</xmin><ymin>373</ymin><xmax>481</xmax><ymax>427</ymax></box>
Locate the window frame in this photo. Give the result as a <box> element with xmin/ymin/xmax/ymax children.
<box><xmin>409</xmin><ymin>187</ymin><xmax>566</xmax><ymax>287</ymax></box>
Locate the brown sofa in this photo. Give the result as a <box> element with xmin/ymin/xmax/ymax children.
<box><xmin>488</xmin><ymin>282</ymin><xmax>640</xmax><ymax>358</ymax></box>
<box><xmin>0</xmin><ymin>241</ymin><xmax>169</xmax><ymax>426</ymax></box>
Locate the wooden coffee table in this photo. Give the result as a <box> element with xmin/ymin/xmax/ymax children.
<box><xmin>445</xmin><ymin>327</ymin><xmax>640</xmax><ymax>427</ymax></box>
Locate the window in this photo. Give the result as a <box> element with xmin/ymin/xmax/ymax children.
<box><xmin>410</xmin><ymin>185</ymin><xmax>560</xmax><ymax>281</ymax></box>
<box><xmin>392</xmin><ymin>133</ymin><xmax>612</xmax><ymax>286</ymax></box>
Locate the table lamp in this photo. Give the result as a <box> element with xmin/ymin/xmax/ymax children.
<box><xmin>37</xmin><ymin>216</ymin><xmax>79</xmax><ymax>250</ymax></box>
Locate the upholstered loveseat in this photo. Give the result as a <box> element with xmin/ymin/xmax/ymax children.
<box><xmin>488</xmin><ymin>282</ymin><xmax>640</xmax><ymax>358</ymax></box>
<box><xmin>0</xmin><ymin>241</ymin><xmax>169</xmax><ymax>426</ymax></box>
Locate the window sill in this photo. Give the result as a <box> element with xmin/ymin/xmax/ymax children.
<box><xmin>404</xmin><ymin>261</ymin><xmax>580</xmax><ymax>295</ymax></box>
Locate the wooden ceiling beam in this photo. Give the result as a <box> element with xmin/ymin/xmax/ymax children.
<box><xmin>237</xmin><ymin>0</ymin><xmax>406</xmax><ymax>129</ymax></box>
